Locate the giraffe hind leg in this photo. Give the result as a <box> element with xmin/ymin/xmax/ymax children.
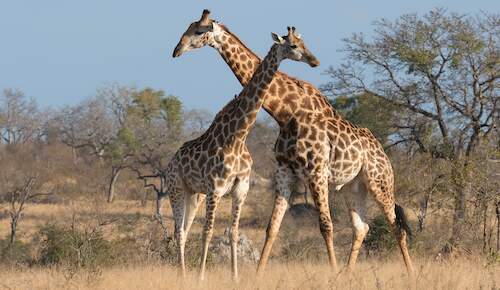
<box><xmin>199</xmin><ymin>190</ymin><xmax>223</xmax><ymax>280</ymax></box>
<box><xmin>364</xmin><ymin>177</ymin><xmax>415</xmax><ymax>279</ymax></box>
<box><xmin>309</xmin><ymin>171</ymin><xmax>338</xmax><ymax>272</ymax></box>
<box><xmin>184</xmin><ymin>193</ymin><xmax>205</xmax><ymax>234</ymax></box>
<box><xmin>230</xmin><ymin>176</ymin><xmax>250</xmax><ymax>281</ymax></box>
<box><xmin>169</xmin><ymin>187</ymin><xmax>188</xmax><ymax>277</ymax></box>
<box><xmin>257</xmin><ymin>165</ymin><xmax>294</xmax><ymax>275</ymax></box>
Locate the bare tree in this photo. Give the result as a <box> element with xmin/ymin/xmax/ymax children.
<box><xmin>5</xmin><ymin>176</ymin><xmax>37</xmax><ymax>247</ymax></box>
<box><xmin>0</xmin><ymin>141</ymin><xmax>54</xmax><ymax>251</ymax></box>
<box><xmin>0</xmin><ymin>89</ymin><xmax>46</xmax><ymax>145</ymax></box>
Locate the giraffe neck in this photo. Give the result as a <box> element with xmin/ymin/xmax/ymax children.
<box><xmin>228</xmin><ymin>44</ymin><xmax>280</xmax><ymax>140</ymax></box>
<box><xmin>211</xmin><ymin>24</ymin><xmax>260</xmax><ymax>86</ymax></box>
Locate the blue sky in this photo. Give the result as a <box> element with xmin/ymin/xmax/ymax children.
<box><xmin>0</xmin><ymin>0</ymin><xmax>498</xmax><ymax>112</ymax></box>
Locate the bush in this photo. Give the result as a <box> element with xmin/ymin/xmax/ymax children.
<box><xmin>38</xmin><ymin>224</ymin><xmax>113</xmax><ymax>268</ymax></box>
<box><xmin>0</xmin><ymin>239</ymin><xmax>32</xmax><ymax>265</ymax></box>
<box><xmin>364</xmin><ymin>215</ymin><xmax>397</xmax><ymax>255</ymax></box>
<box><xmin>280</xmin><ymin>236</ymin><xmax>325</xmax><ymax>262</ymax></box>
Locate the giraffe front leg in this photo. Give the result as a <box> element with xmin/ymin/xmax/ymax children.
<box><xmin>230</xmin><ymin>177</ymin><xmax>249</xmax><ymax>281</ymax></box>
<box><xmin>309</xmin><ymin>171</ymin><xmax>338</xmax><ymax>272</ymax></box>
<box><xmin>344</xmin><ymin>180</ymin><xmax>369</xmax><ymax>272</ymax></box>
<box><xmin>199</xmin><ymin>191</ymin><xmax>222</xmax><ymax>281</ymax></box>
<box><xmin>257</xmin><ymin>165</ymin><xmax>293</xmax><ymax>275</ymax></box>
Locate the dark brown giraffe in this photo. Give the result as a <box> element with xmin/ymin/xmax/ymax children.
<box><xmin>167</xmin><ymin>24</ymin><xmax>319</xmax><ymax>280</ymax></box>
<box><xmin>172</xmin><ymin>10</ymin><xmax>415</xmax><ymax>279</ymax></box>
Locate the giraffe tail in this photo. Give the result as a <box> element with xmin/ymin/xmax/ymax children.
<box><xmin>395</xmin><ymin>203</ymin><xmax>412</xmax><ymax>240</ymax></box>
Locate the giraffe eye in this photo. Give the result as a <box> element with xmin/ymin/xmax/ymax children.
<box><xmin>289</xmin><ymin>45</ymin><xmax>298</xmax><ymax>49</ymax></box>
<box><xmin>195</xmin><ymin>31</ymin><xmax>204</xmax><ymax>35</ymax></box>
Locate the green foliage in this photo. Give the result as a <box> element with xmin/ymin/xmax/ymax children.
<box><xmin>330</xmin><ymin>93</ymin><xmax>396</xmax><ymax>143</ymax></box>
<box><xmin>161</xmin><ymin>96</ymin><xmax>183</xmax><ymax>134</ymax></box>
<box><xmin>128</xmin><ymin>88</ymin><xmax>165</xmax><ymax>122</ymax></box>
<box><xmin>364</xmin><ymin>215</ymin><xmax>397</xmax><ymax>255</ymax></box>
<box><xmin>38</xmin><ymin>224</ymin><xmax>113</xmax><ymax>268</ymax></box>
<box><xmin>126</xmin><ymin>88</ymin><xmax>183</xmax><ymax>131</ymax></box>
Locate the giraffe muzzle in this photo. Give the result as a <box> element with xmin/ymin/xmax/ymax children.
<box><xmin>172</xmin><ymin>43</ymin><xmax>184</xmax><ymax>58</ymax></box>
<box><xmin>307</xmin><ymin>56</ymin><xmax>320</xmax><ymax>67</ymax></box>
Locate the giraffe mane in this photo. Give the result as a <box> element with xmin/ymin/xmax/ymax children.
<box><xmin>217</xmin><ymin>23</ymin><xmax>261</xmax><ymax>61</ymax></box>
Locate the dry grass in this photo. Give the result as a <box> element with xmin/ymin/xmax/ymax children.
<box><xmin>0</xmin><ymin>258</ymin><xmax>497</xmax><ymax>290</ymax></box>
<box><xmin>1</xmin><ymin>197</ymin><xmax>498</xmax><ymax>289</ymax></box>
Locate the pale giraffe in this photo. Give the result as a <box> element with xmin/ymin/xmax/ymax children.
<box><xmin>166</xmin><ymin>24</ymin><xmax>319</xmax><ymax>280</ymax></box>
<box><xmin>172</xmin><ymin>9</ymin><xmax>415</xmax><ymax>279</ymax></box>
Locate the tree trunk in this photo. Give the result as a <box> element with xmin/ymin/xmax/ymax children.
<box><xmin>418</xmin><ymin>191</ymin><xmax>431</xmax><ymax>232</ymax></box>
<box><xmin>141</xmin><ymin>188</ymin><xmax>150</xmax><ymax>207</ymax></box>
<box><xmin>71</xmin><ymin>147</ymin><xmax>78</xmax><ymax>165</ymax></box>
<box><xmin>451</xmin><ymin>183</ymin><xmax>471</xmax><ymax>246</ymax></box>
<box><xmin>450</xmin><ymin>163</ymin><xmax>471</xmax><ymax>246</ymax></box>
<box><xmin>8</xmin><ymin>215</ymin><xmax>18</xmax><ymax>247</ymax></box>
<box><xmin>496</xmin><ymin>200</ymin><xmax>500</xmax><ymax>252</ymax></box>
<box><xmin>483</xmin><ymin>203</ymin><xmax>489</xmax><ymax>253</ymax></box>
<box><xmin>107</xmin><ymin>167</ymin><xmax>122</xmax><ymax>203</ymax></box>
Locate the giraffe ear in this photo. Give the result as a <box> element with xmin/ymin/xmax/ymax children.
<box><xmin>271</xmin><ymin>32</ymin><xmax>284</xmax><ymax>44</ymax></box>
<box><xmin>295</xmin><ymin>33</ymin><xmax>301</xmax><ymax>39</ymax></box>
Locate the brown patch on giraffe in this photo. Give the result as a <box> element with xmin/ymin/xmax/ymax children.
<box><xmin>269</xmin><ymin>83</ymin><xmax>277</xmax><ymax>96</ymax></box>
<box><xmin>267</xmin><ymin>99</ymin><xmax>279</xmax><ymax>112</ymax></box>
<box><xmin>301</xmin><ymin>97</ymin><xmax>313</xmax><ymax>110</ymax></box>
<box><xmin>309</xmin><ymin>127</ymin><xmax>318</xmax><ymax>140</ymax></box>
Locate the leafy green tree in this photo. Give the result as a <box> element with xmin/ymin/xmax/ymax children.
<box><xmin>323</xmin><ymin>8</ymin><xmax>499</xmax><ymax>245</ymax></box>
<box><xmin>330</xmin><ymin>93</ymin><xmax>397</xmax><ymax>144</ymax></box>
<box><xmin>120</xmin><ymin>88</ymin><xmax>184</xmax><ymax>203</ymax></box>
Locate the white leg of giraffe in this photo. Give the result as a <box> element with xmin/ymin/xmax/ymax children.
<box><xmin>184</xmin><ymin>193</ymin><xmax>205</xmax><ymax>234</ymax></box>
<box><xmin>257</xmin><ymin>165</ymin><xmax>293</xmax><ymax>274</ymax></box>
<box><xmin>230</xmin><ymin>176</ymin><xmax>249</xmax><ymax>281</ymax></box>
<box><xmin>169</xmin><ymin>187</ymin><xmax>188</xmax><ymax>277</ymax></box>
<box><xmin>344</xmin><ymin>178</ymin><xmax>369</xmax><ymax>272</ymax></box>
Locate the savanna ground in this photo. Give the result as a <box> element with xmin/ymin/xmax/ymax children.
<box><xmin>1</xmin><ymin>182</ymin><xmax>498</xmax><ymax>290</ymax></box>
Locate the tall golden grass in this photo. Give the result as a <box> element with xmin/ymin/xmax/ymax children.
<box><xmin>1</xmin><ymin>200</ymin><xmax>498</xmax><ymax>290</ymax></box>
<box><xmin>1</xmin><ymin>258</ymin><xmax>497</xmax><ymax>290</ymax></box>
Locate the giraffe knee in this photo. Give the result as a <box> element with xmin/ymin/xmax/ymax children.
<box><xmin>230</xmin><ymin>227</ymin><xmax>239</xmax><ymax>242</ymax></box>
<box><xmin>350</xmin><ymin>210</ymin><xmax>369</xmax><ymax>236</ymax></box>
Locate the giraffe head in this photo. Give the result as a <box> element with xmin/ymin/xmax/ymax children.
<box><xmin>172</xmin><ymin>9</ymin><xmax>220</xmax><ymax>57</ymax></box>
<box><xmin>271</xmin><ymin>26</ymin><xmax>320</xmax><ymax>67</ymax></box>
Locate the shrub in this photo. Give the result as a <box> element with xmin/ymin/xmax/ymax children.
<box><xmin>38</xmin><ymin>224</ymin><xmax>112</xmax><ymax>268</ymax></box>
<box><xmin>364</xmin><ymin>215</ymin><xmax>397</xmax><ymax>255</ymax></box>
<box><xmin>280</xmin><ymin>236</ymin><xmax>325</xmax><ymax>262</ymax></box>
<box><xmin>0</xmin><ymin>239</ymin><xmax>32</xmax><ymax>265</ymax></box>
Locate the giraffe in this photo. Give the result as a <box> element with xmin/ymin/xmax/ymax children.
<box><xmin>167</xmin><ymin>24</ymin><xmax>319</xmax><ymax>280</ymax></box>
<box><xmin>172</xmin><ymin>9</ymin><xmax>415</xmax><ymax>279</ymax></box>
